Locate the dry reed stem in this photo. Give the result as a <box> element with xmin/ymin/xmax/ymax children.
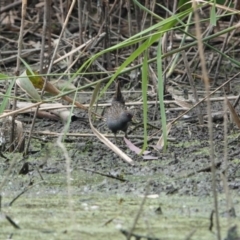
<box><xmin>193</xmin><ymin>1</ymin><xmax>221</xmax><ymax>239</ymax></box>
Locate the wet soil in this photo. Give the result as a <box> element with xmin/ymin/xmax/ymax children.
<box><xmin>1</xmin><ymin>89</ymin><xmax>240</xmax><ymax>239</ymax></box>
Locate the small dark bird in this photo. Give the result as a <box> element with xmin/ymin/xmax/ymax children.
<box><xmin>106</xmin><ymin>82</ymin><xmax>133</xmax><ymax>140</ymax></box>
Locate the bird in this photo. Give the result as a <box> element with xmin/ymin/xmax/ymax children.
<box><xmin>106</xmin><ymin>81</ymin><xmax>133</xmax><ymax>140</ymax></box>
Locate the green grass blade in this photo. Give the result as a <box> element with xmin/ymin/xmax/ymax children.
<box><xmin>210</xmin><ymin>0</ymin><xmax>217</xmax><ymax>26</ymax></box>
<box><xmin>157</xmin><ymin>39</ymin><xmax>167</xmax><ymax>150</ymax></box>
<box><xmin>141</xmin><ymin>50</ymin><xmax>149</xmax><ymax>153</ymax></box>
<box><xmin>0</xmin><ymin>76</ymin><xmax>16</xmax><ymax>114</ymax></box>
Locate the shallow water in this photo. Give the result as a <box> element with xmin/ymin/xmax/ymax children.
<box><xmin>0</xmin><ymin>168</ymin><xmax>237</xmax><ymax>240</ymax></box>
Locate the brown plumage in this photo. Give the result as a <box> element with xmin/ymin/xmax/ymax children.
<box><xmin>106</xmin><ymin>82</ymin><xmax>133</xmax><ymax>139</ymax></box>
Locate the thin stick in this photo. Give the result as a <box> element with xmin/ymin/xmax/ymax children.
<box><xmin>0</xmin><ymin>0</ymin><xmax>22</xmax><ymax>14</ymax></box>
<box><xmin>11</xmin><ymin>0</ymin><xmax>27</xmax><ymax>152</ymax></box>
<box><xmin>0</xmin><ymin>102</ymin><xmax>43</xmax><ymax>119</ymax></box>
<box><xmin>8</xmin><ymin>182</ymin><xmax>43</xmax><ymax>206</ymax></box>
<box><xmin>193</xmin><ymin>1</ymin><xmax>221</xmax><ymax>239</ymax></box>
<box><xmin>78</xmin><ymin>0</ymin><xmax>83</xmax><ymax>45</ymax></box>
<box><xmin>222</xmin><ymin>97</ymin><xmax>234</xmax><ymax>223</ymax></box>
<box><xmin>212</xmin><ymin>0</ymin><xmax>238</xmax><ymax>84</ymax></box>
<box><xmin>127</xmin><ymin>181</ymin><xmax>150</xmax><ymax>240</ymax></box>
<box><xmin>78</xmin><ymin>167</ymin><xmax>127</xmax><ymax>182</ymax></box>
<box><xmin>39</xmin><ymin>0</ymin><xmax>50</xmax><ymax>73</ymax></box>
<box><xmin>47</xmin><ymin>0</ymin><xmax>77</xmax><ymax>74</ymax></box>
<box><xmin>182</xmin><ymin>50</ymin><xmax>203</xmax><ymax>124</ymax></box>
<box><xmin>25</xmin><ymin>0</ymin><xmax>51</xmax><ymax>155</ymax></box>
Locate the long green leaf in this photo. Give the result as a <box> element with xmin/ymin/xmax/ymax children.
<box><xmin>157</xmin><ymin>39</ymin><xmax>167</xmax><ymax>150</ymax></box>
<box><xmin>141</xmin><ymin>50</ymin><xmax>149</xmax><ymax>153</ymax></box>
<box><xmin>0</xmin><ymin>77</ymin><xmax>16</xmax><ymax>114</ymax></box>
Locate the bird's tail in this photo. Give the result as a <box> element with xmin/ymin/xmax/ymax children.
<box><xmin>112</xmin><ymin>81</ymin><xmax>125</xmax><ymax>105</ymax></box>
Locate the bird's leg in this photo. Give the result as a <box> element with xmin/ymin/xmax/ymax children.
<box><xmin>114</xmin><ymin>133</ymin><xmax>117</xmax><ymax>144</ymax></box>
